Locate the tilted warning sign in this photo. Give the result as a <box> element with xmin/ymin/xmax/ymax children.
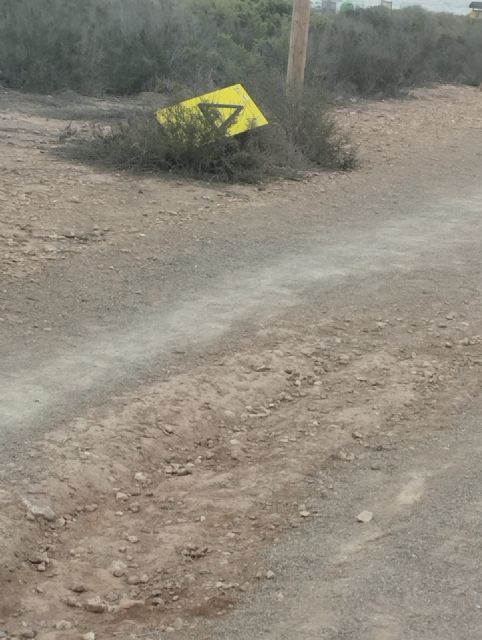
<box><xmin>156</xmin><ymin>84</ymin><xmax>268</xmax><ymax>137</ymax></box>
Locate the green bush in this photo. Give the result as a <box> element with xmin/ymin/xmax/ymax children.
<box><xmin>308</xmin><ymin>7</ymin><xmax>482</xmax><ymax>95</ymax></box>
<box><xmin>0</xmin><ymin>0</ymin><xmax>192</xmax><ymax>94</ymax></box>
<box><xmin>1</xmin><ymin>1</ymin><xmax>481</xmax><ymax>97</ymax></box>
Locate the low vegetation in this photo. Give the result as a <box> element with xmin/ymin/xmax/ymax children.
<box><xmin>64</xmin><ymin>92</ymin><xmax>356</xmax><ymax>182</ymax></box>
<box><xmin>2</xmin><ymin>0</ymin><xmax>480</xmax><ymax>180</ymax></box>
<box><xmin>1</xmin><ymin>0</ymin><xmax>481</xmax><ymax>97</ymax></box>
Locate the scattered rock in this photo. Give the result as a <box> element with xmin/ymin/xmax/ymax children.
<box><xmin>150</xmin><ymin>597</ymin><xmax>166</xmax><ymax>607</ymax></box>
<box><xmin>266</xmin><ymin>570</ymin><xmax>275</xmax><ymax>580</ymax></box>
<box><xmin>127</xmin><ymin>575</ymin><xmax>142</xmax><ymax>586</ymax></box>
<box><xmin>85</xmin><ymin>504</ymin><xmax>98</xmax><ymax>513</ymax></box>
<box><xmin>115</xmin><ymin>492</ymin><xmax>129</xmax><ymax>501</ymax></box>
<box><xmin>117</xmin><ymin>598</ymin><xmax>144</xmax><ymax>611</ymax></box>
<box><xmin>62</xmin><ymin>595</ymin><xmax>81</xmax><ymax>608</ymax></box>
<box><xmin>53</xmin><ymin>620</ymin><xmax>74</xmax><ymax>631</ymax></box>
<box><xmin>357</xmin><ymin>510</ymin><xmax>374</xmax><ymax>523</ymax></box>
<box><xmin>28</xmin><ymin>551</ymin><xmax>49</xmax><ymax>565</ymax></box>
<box><xmin>181</xmin><ymin>544</ymin><xmax>209</xmax><ymax>559</ymax></box>
<box><xmin>134</xmin><ymin>472</ymin><xmax>147</xmax><ymax>483</ymax></box>
<box><xmin>82</xmin><ymin>633</ymin><xmax>96</xmax><ymax>640</ymax></box>
<box><xmin>229</xmin><ymin>446</ymin><xmax>243</xmax><ymax>461</ymax></box>
<box><xmin>19</xmin><ymin>630</ymin><xmax>36</xmax><ymax>639</ymax></box>
<box><xmin>299</xmin><ymin>510</ymin><xmax>311</xmax><ymax>518</ymax></box>
<box><xmin>22</xmin><ymin>498</ymin><xmax>56</xmax><ymax>522</ymax></box>
<box><xmin>165</xmin><ymin>463</ymin><xmax>192</xmax><ymax>476</ymax></box>
<box><xmin>334</xmin><ymin>450</ymin><xmax>355</xmax><ymax>462</ymax></box>
<box><xmin>110</xmin><ymin>560</ymin><xmax>127</xmax><ymax>578</ymax></box>
<box><xmin>84</xmin><ymin>597</ymin><xmax>108</xmax><ymax>614</ymax></box>
<box><xmin>126</xmin><ymin>535</ymin><xmax>139</xmax><ymax>544</ymax></box>
<box><xmin>69</xmin><ymin>584</ymin><xmax>87</xmax><ymax>594</ymax></box>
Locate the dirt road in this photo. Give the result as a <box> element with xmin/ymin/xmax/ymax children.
<box><xmin>204</xmin><ymin>404</ymin><xmax>482</xmax><ymax>640</ymax></box>
<box><xmin>0</xmin><ymin>85</ymin><xmax>481</xmax><ymax>639</ymax></box>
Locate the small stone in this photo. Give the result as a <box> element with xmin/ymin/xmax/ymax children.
<box><xmin>85</xmin><ymin>504</ymin><xmax>98</xmax><ymax>513</ymax></box>
<box><xmin>129</xmin><ymin>502</ymin><xmax>140</xmax><ymax>513</ymax></box>
<box><xmin>19</xmin><ymin>631</ymin><xmax>36</xmax><ymax>639</ymax></box>
<box><xmin>335</xmin><ymin>451</ymin><xmax>355</xmax><ymax>462</ymax></box>
<box><xmin>22</xmin><ymin>498</ymin><xmax>56</xmax><ymax>522</ymax></box>
<box><xmin>126</xmin><ymin>535</ymin><xmax>139</xmax><ymax>544</ymax></box>
<box><xmin>63</xmin><ymin>595</ymin><xmax>80</xmax><ymax>608</ymax></box>
<box><xmin>70</xmin><ymin>584</ymin><xmax>87</xmax><ymax>593</ymax></box>
<box><xmin>299</xmin><ymin>511</ymin><xmax>311</xmax><ymax>518</ymax></box>
<box><xmin>357</xmin><ymin>510</ymin><xmax>373</xmax><ymax>523</ymax></box>
<box><xmin>352</xmin><ymin>431</ymin><xmax>363</xmax><ymax>440</ymax></box>
<box><xmin>127</xmin><ymin>575</ymin><xmax>141</xmax><ymax>585</ymax></box>
<box><xmin>117</xmin><ymin>598</ymin><xmax>144</xmax><ymax>611</ymax></box>
<box><xmin>28</xmin><ymin>552</ymin><xmax>49</xmax><ymax>565</ymax></box>
<box><xmin>151</xmin><ymin>597</ymin><xmax>166</xmax><ymax>607</ymax></box>
<box><xmin>134</xmin><ymin>472</ymin><xmax>147</xmax><ymax>483</ymax></box>
<box><xmin>116</xmin><ymin>492</ymin><xmax>129</xmax><ymax>501</ymax></box>
<box><xmin>82</xmin><ymin>633</ymin><xmax>96</xmax><ymax>640</ymax></box>
<box><xmin>54</xmin><ymin>620</ymin><xmax>74</xmax><ymax>630</ymax></box>
<box><xmin>36</xmin><ymin>562</ymin><xmax>47</xmax><ymax>572</ymax></box>
<box><xmin>84</xmin><ymin>597</ymin><xmax>108</xmax><ymax>613</ymax></box>
<box><xmin>266</xmin><ymin>570</ymin><xmax>275</xmax><ymax>580</ymax></box>
<box><xmin>110</xmin><ymin>560</ymin><xmax>127</xmax><ymax>577</ymax></box>
<box><xmin>230</xmin><ymin>447</ymin><xmax>243</xmax><ymax>461</ymax></box>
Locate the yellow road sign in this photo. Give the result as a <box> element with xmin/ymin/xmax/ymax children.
<box><xmin>156</xmin><ymin>84</ymin><xmax>268</xmax><ymax>137</ymax></box>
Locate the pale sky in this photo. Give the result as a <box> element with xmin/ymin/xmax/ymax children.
<box><xmin>358</xmin><ymin>0</ymin><xmax>470</xmax><ymax>12</ymax></box>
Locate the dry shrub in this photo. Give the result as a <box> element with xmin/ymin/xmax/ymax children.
<box><xmin>62</xmin><ymin>95</ymin><xmax>356</xmax><ymax>182</ymax></box>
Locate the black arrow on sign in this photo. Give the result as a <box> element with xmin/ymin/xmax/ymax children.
<box><xmin>198</xmin><ymin>102</ymin><xmax>244</xmax><ymax>130</ymax></box>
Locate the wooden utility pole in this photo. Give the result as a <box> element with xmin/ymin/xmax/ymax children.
<box><xmin>286</xmin><ymin>0</ymin><xmax>311</xmax><ymax>100</ymax></box>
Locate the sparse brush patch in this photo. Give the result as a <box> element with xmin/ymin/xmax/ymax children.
<box><xmin>63</xmin><ymin>107</ymin><xmax>270</xmax><ymax>182</ymax></box>
<box><xmin>269</xmin><ymin>93</ymin><xmax>357</xmax><ymax>171</ymax></box>
<box><xmin>61</xmin><ymin>96</ymin><xmax>356</xmax><ymax>183</ymax></box>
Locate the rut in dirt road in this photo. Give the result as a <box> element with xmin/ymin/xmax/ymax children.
<box><xmin>2</xmin><ymin>188</ymin><xmax>482</xmax><ymax>443</ymax></box>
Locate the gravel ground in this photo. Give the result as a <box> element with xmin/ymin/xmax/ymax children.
<box><xmin>0</xmin><ymin>85</ymin><xmax>481</xmax><ymax>640</ymax></box>
<box><xmin>201</xmin><ymin>403</ymin><xmax>482</xmax><ymax>640</ymax></box>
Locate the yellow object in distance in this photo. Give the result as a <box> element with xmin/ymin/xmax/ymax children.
<box><xmin>156</xmin><ymin>84</ymin><xmax>268</xmax><ymax>137</ymax></box>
